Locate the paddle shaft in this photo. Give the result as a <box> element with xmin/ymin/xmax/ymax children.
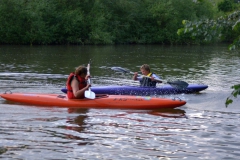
<box><xmin>84</xmin><ymin>60</ymin><xmax>96</xmax><ymax>99</ymax></box>
<box><xmin>87</xmin><ymin>63</ymin><xmax>91</xmax><ymax>84</ymax></box>
<box><xmin>111</xmin><ymin>66</ymin><xmax>188</xmax><ymax>89</ymax></box>
<box><xmin>129</xmin><ymin>71</ymin><xmax>163</xmax><ymax>83</ymax></box>
<box><xmin>111</xmin><ymin>67</ymin><xmax>162</xmax><ymax>81</ymax></box>
<box><xmin>133</xmin><ymin>72</ymin><xmax>188</xmax><ymax>89</ymax></box>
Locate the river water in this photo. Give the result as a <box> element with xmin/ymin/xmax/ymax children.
<box><xmin>0</xmin><ymin>44</ymin><xmax>239</xmax><ymax>159</ymax></box>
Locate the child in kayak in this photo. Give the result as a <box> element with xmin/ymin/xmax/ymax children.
<box><xmin>66</xmin><ymin>66</ymin><xmax>91</xmax><ymax>99</ymax></box>
<box><xmin>133</xmin><ymin>64</ymin><xmax>162</xmax><ymax>87</ymax></box>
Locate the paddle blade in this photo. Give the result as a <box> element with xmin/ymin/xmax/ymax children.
<box><xmin>111</xmin><ymin>67</ymin><xmax>130</xmax><ymax>73</ymax></box>
<box><xmin>84</xmin><ymin>89</ymin><xmax>96</xmax><ymax>99</ymax></box>
<box><xmin>167</xmin><ymin>80</ymin><xmax>189</xmax><ymax>90</ymax></box>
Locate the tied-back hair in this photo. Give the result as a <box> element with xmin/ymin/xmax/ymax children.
<box><xmin>140</xmin><ymin>64</ymin><xmax>150</xmax><ymax>72</ymax></box>
<box><xmin>75</xmin><ymin>65</ymin><xmax>87</xmax><ymax>75</ymax></box>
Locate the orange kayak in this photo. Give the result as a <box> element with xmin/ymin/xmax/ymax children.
<box><xmin>0</xmin><ymin>93</ymin><xmax>186</xmax><ymax>110</ymax></box>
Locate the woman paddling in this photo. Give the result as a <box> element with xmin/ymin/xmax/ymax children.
<box><xmin>66</xmin><ymin>66</ymin><xmax>91</xmax><ymax>99</ymax></box>
<box><xmin>133</xmin><ymin>64</ymin><xmax>162</xmax><ymax>87</ymax></box>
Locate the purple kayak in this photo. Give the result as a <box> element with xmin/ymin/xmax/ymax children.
<box><xmin>61</xmin><ymin>84</ymin><xmax>208</xmax><ymax>96</ymax></box>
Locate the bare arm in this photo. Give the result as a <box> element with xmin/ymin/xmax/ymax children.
<box><xmin>150</xmin><ymin>74</ymin><xmax>162</xmax><ymax>83</ymax></box>
<box><xmin>71</xmin><ymin>77</ymin><xmax>90</xmax><ymax>98</ymax></box>
<box><xmin>132</xmin><ymin>72</ymin><xmax>139</xmax><ymax>80</ymax></box>
<box><xmin>151</xmin><ymin>77</ymin><xmax>162</xmax><ymax>83</ymax></box>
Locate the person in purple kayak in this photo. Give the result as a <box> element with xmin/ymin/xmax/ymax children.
<box><xmin>133</xmin><ymin>64</ymin><xmax>162</xmax><ymax>87</ymax></box>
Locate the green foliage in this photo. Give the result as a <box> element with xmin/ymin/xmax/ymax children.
<box><xmin>0</xmin><ymin>0</ymin><xmax>217</xmax><ymax>45</ymax></box>
<box><xmin>177</xmin><ymin>10</ymin><xmax>240</xmax><ymax>48</ymax></box>
<box><xmin>218</xmin><ymin>0</ymin><xmax>234</xmax><ymax>12</ymax></box>
<box><xmin>225</xmin><ymin>84</ymin><xmax>240</xmax><ymax>107</ymax></box>
<box><xmin>229</xmin><ymin>12</ymin><xmax>240</xmax><ymax>49</ymax></box>
<box><xmin>0</xmin><ymin>0</ymin><xmax>26</xmax><ymax>44</ymax></box>
<box><xmin>0</xmin><ymin>0</ymin><xmax>89</xmax><ymax>44</ymax></box>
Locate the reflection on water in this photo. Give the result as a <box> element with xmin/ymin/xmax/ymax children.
<box><xmin>147</xmin><ymin>109</ymin><xmax>187</xmax><ymax>118</ymax></box>
<box><xmin>69</xmin><ymin>108</ymin><xmax>187</xmax><ymax>121</ymax></box>
<box><xmin>0</xmin><ymin>94</ymin><xmax>240</xmax><ymax>159</ymax></box>
<box><xmin>0</xmin><ymin>45</ymin><xmax>240</xmax><ymax>159</ymax></box>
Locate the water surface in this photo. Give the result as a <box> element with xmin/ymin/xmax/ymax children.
<box><xmin>0</xmin><ymin>44</ymin><xmax>239</xmax><ymax>159</ymax></box>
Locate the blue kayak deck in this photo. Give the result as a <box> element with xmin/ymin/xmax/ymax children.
<box><xmin>61</xmin><ymin>84</ymin><xmax>208</xmax><ymax>96</ymax></box>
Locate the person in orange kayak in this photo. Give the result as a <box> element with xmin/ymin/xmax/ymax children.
<box><xmin>66</xmin><ymin>65</ymin><xmax>91</xmax><ymax>99</ymax></box>
<box><xmin>133</xmin><ymin>64</ymin><xmax>162</xmax><ymax>87</ymax></box>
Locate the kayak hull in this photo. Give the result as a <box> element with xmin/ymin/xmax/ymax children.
<box><xmin>61</xmin><ymin>84</ymin><xmax>208</xmax><ymax>95</ymax></box>
<box><xmin>0</xmin><ymin>93</ymin><xmax>186</xmax><ymax>110</ymax></box>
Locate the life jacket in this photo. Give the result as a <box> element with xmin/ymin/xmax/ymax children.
<box><xmin>66</xmin><ymin>72</ymin><xmax>87</xmax><ymax>99</ymax></box>
<box><xmin>139</xmin><ymin>72</ymin><xmax>157</xmax><ymax>87</ymax></box>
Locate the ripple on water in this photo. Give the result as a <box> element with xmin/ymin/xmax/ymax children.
<box><xmin>0</xmin><ymin>45</ymin><xmax>240</xmax><ymax>159</ymax></box>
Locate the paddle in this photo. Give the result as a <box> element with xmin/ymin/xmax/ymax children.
<box><xmin>111</xmin><ymin>66</ymin><xmax>189</xmax><ymax>90</ymax></box>
<box><xmin>84</xmin><ymin>60</ymin><xmax>96</xmax><ymax>99</ymax></box>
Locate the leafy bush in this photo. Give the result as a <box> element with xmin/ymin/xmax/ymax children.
<box><xmin>0</xmin><ymin>0</ymin><xmax>217</xmax><ymax>45</ymax></box>
<box><xmin>177</xmin><ymin>11</ymin><xmax>240</xmax><ymax>49</ymax></box>
<box><xmin>218</xmin><ymin>0</ymin><xmax>234</xmax><ymax>12</ymax></box>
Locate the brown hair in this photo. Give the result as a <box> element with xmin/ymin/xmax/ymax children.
<box><xmin>140</xmin><ymin>64</ymin><xmax>150</xmax><ymax>72</ymax></box>
<box><xmin>75</xmin><ymin>65</ymin><xmax>87</xmax><ymax>75</ymax></box>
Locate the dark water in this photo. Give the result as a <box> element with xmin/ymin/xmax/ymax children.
<box><xmin>0</xmin><ymin>45</ymin><xmax>239</xmax><ymax>159</ymax></box>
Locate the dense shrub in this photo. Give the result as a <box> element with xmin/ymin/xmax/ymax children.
<box><xmin>0</xmin><ymin>0</ymin><xmax>216</xmax><ymax>45</ymax></box>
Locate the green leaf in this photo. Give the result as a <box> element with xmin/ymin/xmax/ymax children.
<box><xmin>229</xmin><ymin>44</ymin><xmax>235</xmax><ymax>50</ymax></box>
<box><xmin>225</xmin><ymin>98</ymin><xmax>233</xmax><ymax>107</ymax></box>
<box><xmin>225</xmin><ymin>84</ymin><xmax>240</xmax><ymax>107</ymax></box>
<box><xmin>232</xmin><ymin>84</ymin><xmax>240</xmax><ymax>90</ymax></box>
<box><xmin>177</xmin><ymin>28</ymin><xmax>184</xmax><ymax>35</ymax></box>
<box><xmin>182</xmin><ymin>20</ymin><xmax>187</xmax><ymax>25</ymax></box>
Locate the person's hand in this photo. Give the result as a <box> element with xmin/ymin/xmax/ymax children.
<box><xmin>134</xmin><ymin>72</ymin><xmax>138</xmax><ymax>77</ymax></box>
<box><xmin>133</xmin><ymin>72</ymin><xmax>139</xmax><ymax>80</ymax></box>
<box><xmin>150</xmin><ymin>77</ymin><xmax>155</xmax><ymax>81</ymax></box>
<box><xmin>85</xmin><ymin>74</ymin><xmax>91</xmax><ymax>80</ymax></box>
<box><xmin>85</xmin><ymin>84</ymin><xmax>91</xmax><ymax>90</ymax></box>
